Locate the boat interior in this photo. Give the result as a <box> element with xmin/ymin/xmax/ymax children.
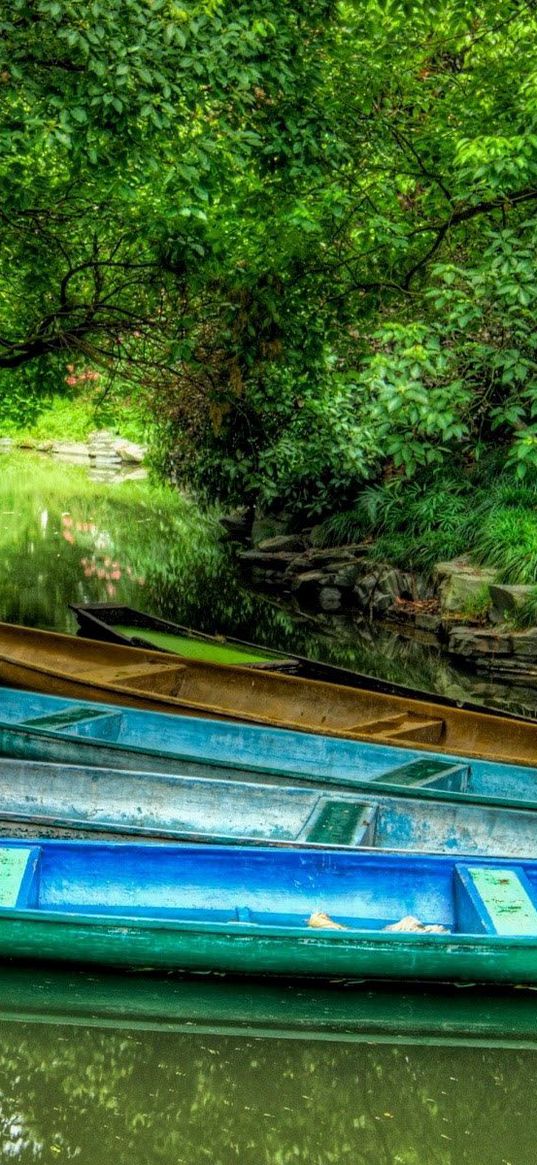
<box><xmin>2</xmin><ymin>842</ymin><xmax>537</xmax><ymax>937</ymax></box>
<box><xmin>0</xmin><ymin>758</ymin><xmax>534</xmax><ymax>855</ymax></box>
<box><xmin>6</xmin><ymin>697</ymin><xmax>537</xmax><ymax>807</ymax></box>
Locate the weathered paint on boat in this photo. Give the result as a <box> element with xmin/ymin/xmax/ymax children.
<box><xmin>1</xmin><ymin>689</ymin><xmax>537</xmax><ymax>813</ymax></box>
<box><xmin>0</xmin><ymin>965</ymin><xmax>536</xmax><ymax>1048</ymax></box>
<box><xmin>0</xmin><ymin>756</ymin><xmax>535</xmax><ymax>857</ymax></box>
<box><xmin>70</xmin><ymin>603</ymin><xmax>299</xmax><ymax>671</ymax></box>
<box><xmin>1</xmin><ymin>622</ymin><xmax>537</xmax><ymax>766</ymax></box>
<box><xmin>0</xmin><ymin>839</ymin><xmax>536</xmax><ymax>983</ymax></box>
<box><xmin>70</xmin><ymin>602</ymin><xmax>535</xmax><ymax>722</ymax></box>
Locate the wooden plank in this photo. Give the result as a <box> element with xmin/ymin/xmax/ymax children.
<box><xmin>0</xmin><ymin>847</ymin><xmax>37</xmax><ymax>908</ymax></box>
<box><xmin>464</xmin><ymin>867</ymin><xmax>537</xmax><ymax>936</ymax></box>
<box><xmin>372</xmin><ymin>759</ymin><xmax>469</xmax><ymax>788</ymax></box>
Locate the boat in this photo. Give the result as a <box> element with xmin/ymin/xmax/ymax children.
<box><xmin>1</xmin><ymin>964</ymin><xmax>536</xmax><ymax>1048</ymax></box>
<box><xmin>2</xmin><ymin>688</ymin><xmax>537</xmax><ymax>813</ymax></box>
<box><xmin>0</xmin><ymin>838</ymin><xmax>536</xmax><ymax>982</ymax></box>
<box><xmin>70</xmin><ymin>601</ymin><xmax>534</xmax><ymax>722</ymax></box>
<box><xmin>0</xmin><ymin>756</ymin><xmax>534</xmax><ymax>857</ymax></box>
<box><xmin>70</xmin><ymin>602</ymin><xmax>301</xmax><ymax>672</ymax></box>
<box><xmin>1</xmin><ymin>622</ymin><xmax>537</xmax><ymax>766</ymax></box>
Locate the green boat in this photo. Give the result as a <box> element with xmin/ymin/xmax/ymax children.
<box><xmin>1</xmin><ymin>838</ymin><xmax>537</xmax><ymax>985</ymax></box>
<box><xmin>0</xmin><ymin>965</ymin><xmax>535</xmax><ymax>1048</ymax></box>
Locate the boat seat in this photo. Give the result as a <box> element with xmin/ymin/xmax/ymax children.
<box><xmin>234</xmin><ymin>907</ymin><xmax>254</xmax><ymax>922</ymax></box>
<box><xmin>23</xmin><ymin>706</ymin><xmax>121</xmax><ymax>730</ymax></box>
<box><xmin>455</xmin><ymin>864</ymin><xmax>537</xmax><ymax>935</ymax></box>
<box><xmin>0</xmin><ymin>846</ymin><xmax>41</xmax><ymax>909</ymax></box>
<box><xmin>300</xmin><ymin>800</ymin><xmax>378</xmax><ymax>847</ymax></box>
<box><xmin>372</xmin><ymin>759</ymin><xmax>470</xmax><ymax>790</ymax></box>
<box><xmin>77</xmin><ymin>663</ymin><xmax>185</xmax><ymax>681</ymax></box>
<box><xmin>352</xmin><ymin>713</ymin><xmax>445</xmax><ymax>745</ymax></box>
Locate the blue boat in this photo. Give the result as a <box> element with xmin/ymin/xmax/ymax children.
<box><xmin>1</xmin><ymin>688</ymin><xmax>537</xmax><ymax>812</ymax></box>
<box><xmin>0</xmin><ymin>757</ymin><xmax>534</xmax><ymax>857</ymax></box>
<box><xmin>0</xmin><ymin>838</ymin><xmax>536</xmax><ymax>982</ymax></box>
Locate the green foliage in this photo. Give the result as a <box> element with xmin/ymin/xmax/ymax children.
<box><xmin>315</xmin><ymin>464</ymin><xmax>537</xmax><ymax>584</ymax></box>
<box><xmin>5</xmin><ymin>0</ymin><xmax>537</xmax><ymax>519</ymax></box>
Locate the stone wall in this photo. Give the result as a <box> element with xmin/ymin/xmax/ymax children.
<box><xmin>226</xmin><ymin>517</ymin><xmax>537</xmax><ymax>680</ymax></box>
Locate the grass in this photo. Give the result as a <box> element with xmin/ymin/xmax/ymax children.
<box><xmin>1</xmin><ymin>394</ymin><xmax>148</xmax><ymax>444</ymax></box>
<box><xmin>314</xmin><ymin>465</ymin><xmax>537</xmax><ymax>585</ymax></box>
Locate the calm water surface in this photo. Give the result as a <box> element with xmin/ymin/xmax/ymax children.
<box><xmin>0</xmin><ymin>450</ymin><xmax>536</xmax><ymax>1164</ymax></box>
<box><xmin>0</xmin><ymin>1019</ymin><xmax>536</xmax><ymax>1165</ymax></box>
<box><xmin>1</xmin><ymin>450</ymin><xmax>535</xmax><ymax>714</ymax></box>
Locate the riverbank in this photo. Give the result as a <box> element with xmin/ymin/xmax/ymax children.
<box><xmin>231</xmin><ymin>519</ymin><xmax>537</xmax><ymax>684</ymax></box>
<box><xmin>2</xmin><ymin>449</ymin><xmax>531</xmax><ymax>713</ymax></box>
<box><xmin>0</xmin><ymin>431</ymin><xmax>147</xmax><ymax>482</ymax></box>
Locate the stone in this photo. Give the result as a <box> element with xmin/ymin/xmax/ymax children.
<box><xmin>489</xmin><ymin>584</ymin><xmax>537</xmax><ymax>624</ymax></box>
<box><xmin>510</xmin><ymin>629</ymin><xmax>537</xmax><ymax>658</ymax></box>
<box><xmin>257</xmin><ymin>534</ymin><xmax>305</xmax><ymax>553</ymax></box>
<box><xmin>448</xmin><ymin>626</ymin><xmax>514</xmax><ymax>660</ymax></box>
<box><xmin>415</xmin><ymin>613</ymin><xmax>442</xmax><ymax>633</ymax></box>
<box><xmin>333</xmin><ymin>564</ymin><xmax>362</xmax><ymax>588</ymax></box>
<box><xmin>113</xmin><ymin>440</ymin><xmax>147</xmax><ymax>464</ymax></box>
<box><xmin>433</xmin><ymin>557</ymin><xmax>496</xmax><ymax>615</ymax></box>
<box><xmin>251</xmin><ymin>515</ymin><xmax>289</xmax><ymax>546</ymax></box>
<box><xmin>291</xmin><ymin>569</ymin><xmax>330</xmax><ymax>590</ymax></box>
<box><xmin>370</xmin><ymin>591</ymin><xmax>395</xmax><ymax>615</ymax></box>
<box><xmin>352</xmin><ymin>573</ymin><xmax>380</xmax><ymax>610</ymax></box>
<box><xmin>319</xmin><ymin>586</ymin><xmax>342</xmax><ymax>611</ymax></box>
<box><xmin>238</xmin><ymin>549</ymin><xmax>297</xmax><ymax>572</ymax></box>
<box><xmin>308</xmin><ymin>546</ymin><xmax>366</xmax><ymax>564</ymax></box>
<box><xmin>51</xmin><ymin>441</ymin><xmax>89</xmax><ymax>459</ymax></box>
<box><xmin>0</xmin><ymin>438</ymin><xmax>13</xmax><ymax>450</ymax></box>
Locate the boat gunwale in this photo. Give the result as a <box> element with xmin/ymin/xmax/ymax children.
<box><xmin>2</xmin><ymin>904</ymin><xmax>537</xmax><ymax>950</ymax></box>
<box><xmin>4</xmin><ymin>716</ymin><xmax>537</xmax><ymax>814</ymax></box>
<box><xmin>5</xmin><ymin>645</ymin><xmax>537</xmax><ymax>770</ymax></box>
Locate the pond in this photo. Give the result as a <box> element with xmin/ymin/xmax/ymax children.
<box><xmin>1</xmin><ymin>450</ymin><xmax>534</xmax><ymax>715</ymax></box>
<box><xmin>0</xmin><ymin>1015</ymin><xmax>536</xmax><ymax>1165</ymax></box>
<box><xmin>0</xmin><ymin>449</ymin><xmax>535</xmax><ymax>1164</ymax></box>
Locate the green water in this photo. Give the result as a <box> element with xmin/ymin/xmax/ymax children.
<box><xmin>113</xmin><ymin>623</ymin><xmax>285</xmax><ymax>665</ymax></box>
<box><xmin>0</xmin><ymin>1019</ymin><xmax>535</xmax><ymax>1164</ymax></box>
<box><xmin>1</xmin><ymin>449</ymin><xmax>535</xmax><ymax>715</ymax></box>
<box><xmin>0</xmin><ymin>448</ymin><xmax>536</xmax><ymax>1162</ymax></box>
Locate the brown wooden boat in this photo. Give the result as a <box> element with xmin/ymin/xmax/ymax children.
<box><xmin>0</xmin><ymin>622</ymin><xmax>535</xmax><ymax>766</ymax></box>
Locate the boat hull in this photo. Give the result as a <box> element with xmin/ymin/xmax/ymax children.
<box><xmin>0</xmin><ymin>839</ymin><xmax>536</xmax><ymax>984</ymax></box>
<box><xmin>1</xmin><ymin>621</ymin><xmax>537</xmax><ymax>766</ymax></box>
<box><xmin>70</xmin><ymin>602</ymin><xmax>535</xmax><ymax>722</ymax></box>
<box><xmin>0</xmin><ymin>756</ymin><xmax>535</xmax><ymax>857</ymax></box>
<box><xmin>0</xmin><ymin>912</ymin><xmax>535</xmax><ymax>984</ymax></box>
<box><xmin>2</xmin><ymin>689</ymin><xmax>537</xmax><ymax>813</ymax></box>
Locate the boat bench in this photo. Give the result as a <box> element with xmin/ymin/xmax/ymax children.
<box><xmin>299</xmin><ymin>799</ymin><xmax>378</xmax><ymax>847</ymax></box>
<box><xmin>22</xmin><ymin>706</ymin><xmax>125</xmax><ymax>741</ymax></box>
<box><xmin>353</xmin><ymin>713</ymin><xmax>445</xmax><ymax>745</ymax></box>
<box><xmin>373</xmin><ymin>758</ymin><xmax>471</xmax><ymax>793</ymax></box>
<box><xmin>0</xmin><ymin>846</ymin><xmax>41</xmax><ymax>910</ymax></box>
<box><xmin>455</xmin><ymin>864</ymin><xmax>537</xmax><ymax>935</ymax></box>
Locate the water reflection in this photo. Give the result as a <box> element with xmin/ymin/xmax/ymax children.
<box><xmin>0</xmin><ymin>1017</ymin><xmax>533</xmax><ymax>1164</ymax></box>
<box><xmin>1</xmin><ymin>450</ymin><xmax>536</xmax><ymax>715</ymax></box>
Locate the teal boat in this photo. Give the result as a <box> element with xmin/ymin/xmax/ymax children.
<box><xmin>2</xmin><ymin>688</ymin><xmax>537</xmax><ymax>812</ymax></box>
<box><xmin>0</xmin><ymin>757</ymin><xmax>534</xmax><ymax>858</ymax></box>
<box><xmin>1</xmin><ymin>965</ymin><xmax>536</xmax><ymax>1048</ymax></box>
<box><xmin>0</xmin><ymin>838</ymin><xmax>536</xmax><ymax>983</ymax></box>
